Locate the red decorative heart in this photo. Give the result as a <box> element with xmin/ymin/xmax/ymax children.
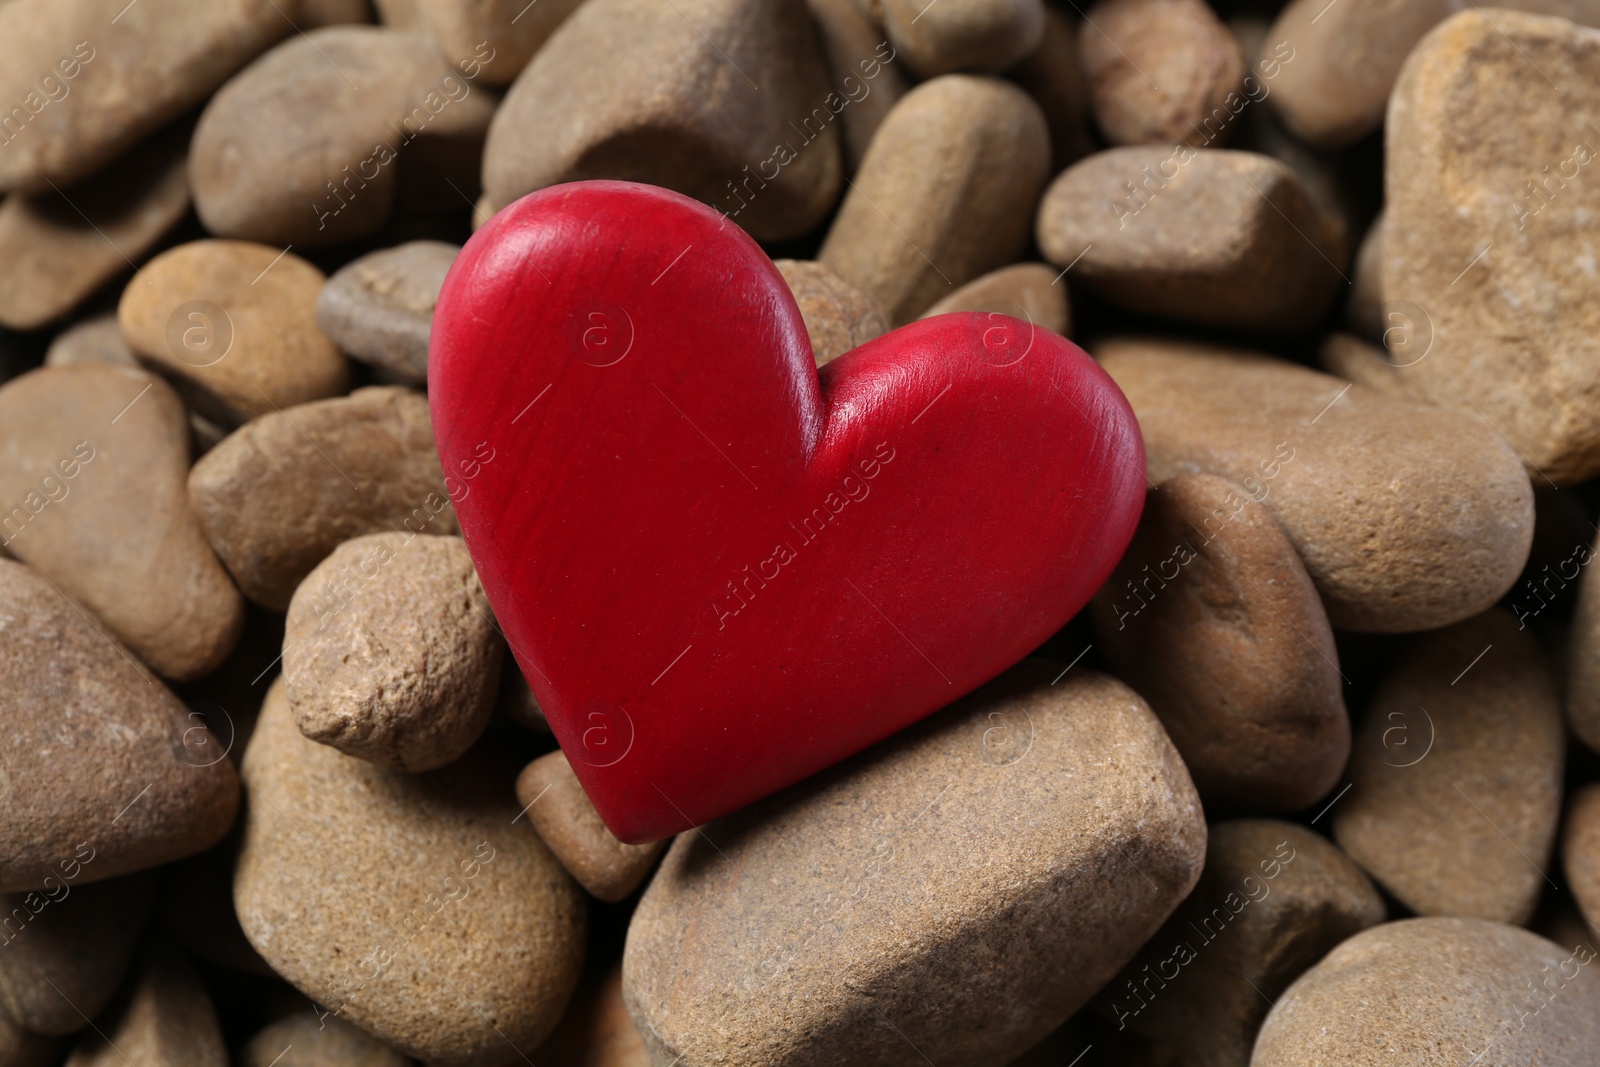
<box><xmin>430</xmin><ymin>182</ymin><xmax>1145</xmax><ymax>843</ymax></box>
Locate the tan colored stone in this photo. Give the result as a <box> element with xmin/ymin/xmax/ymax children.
<box><xmin>774</xmin><ymin>258</ymin><xmax>889</xmax><ymax>366</ymax></box>
<box><xmin>1251</xmin><ymin>918</ymin><xmax>1600</xmax><ymax>1065</ymax></box>
<box><xmin>64</xmin><ymin>939</ymin><xmax>226</xmax><ymax>1067</ymax></box>
<box><xmin>316</xmin><ymin>240</ymin><xmax>457</xmax><ymax>384</ymax></box>
<box><xmin>0</xmin><ymin>559</ymin><xmax>239</xmax><ymax>892</ymax></box>
<box><xmin>516</xmin><ymin>751</ymin><xmax>665</xmax><ymax>902</ymax></box>
<box><xmin>192</xmin><ymin>27</ymin><xmax>496</xmax><ymax>248</ymax></box>
<box><xmin>919</xmin><ymin>262</ymin><xmax>1070</xmax><ymax>336</ymax></box>
<box><xmin>1333</xmin><ymin>610</ymin><xmax>1563</xmax><ymax>925</ymax></box>
<box><xmin>807</xmin><ymin>0</ymin><xmax>908</xmax><ymax>172</ymax></box>
<box><xmin>820</xmin><ymin>74</ymin><xmax>1049</xmax><ymax>324</ymax></box>
<box><xmin>118</xmin><ymin>239</ymin><xmax>351</xmax><ymax>426</ymax></box>
<box><xmin>623</xmin><ymin>663</ymin><xmax>1205</xmax><ymax>1066</ymax></box>
<box><xmin>237</xmin><ymin>678</ymin><xmax>586</xmax><ymax>1064</ymax></box>
<box><xmin>535</xmin><ymin>965</ymin><xmax>649</xmax><ymax>1067</ymax></box>
<box><xmin>1080</xmin><ymin>0</ymin><xmax>1244</xmax><ymax>147</ymax></box>
<box><xmin>1095</xmin><ymin>821</ymin><xmax>1384</xmax><ymax>1065</ymax></box>
<box><xmin>484</xmin><ymin>0</ymin><xmax>841</xmax><ymax>243</ymax></box>
<box><xmin>0</xmin><ymin>365</ymin><xmax>245</xmax><ymax>680</ymax></box>
<box><xmin>1037</xmin><ymin>148</ymin><xmax>1344</xmax><ymax>333</ymax></box>
<box><xmin>0</xmin><ymin>872</ymin><xmax>158</xmax><ymax>1035</ymax></box>
<box><xmin>240</xmin><ymin>1011</ymin><xmax>411</xmax><ymax>1067</ymax></box>
<box><xmin>1009</xmin><ymin>4</ymin><xmax>1095</xmax><ymax>171</ymax></box>
<box><xmin>0</xmin><ymin>127</ymin><xmax>188</xmax><ymax>330</ymax></box>
<box><xmin>1316</xmin><ymin>331</ymin><xmax>1412</xmax><ymax>402</ymax></box>
<box><xmin>188</xmin><ymin>386</ymin><xmax>456</xmax><ymax>611</ymax></box>
<box><xmin>1095</xmin><ymin>338</ymin><xmax>1534</xmax><ymax>632</ymax></box>
<box><xmin>45</xmin><ymin>313</ymin><xmax>135</xmax><ymax>367</ymax></box>
<box><xmin>1090</xmin><ymin>473</ymin><xmax>1348</xmax><ymax>813</ymax></box>
<box><xmin>1564</xmin><ymin>784</ymin><xmax>1600</xmax><ymax>936</ymax></box>
<box><xmin>412</xmin><ymin>0</ymin><xmax>583</xmax><ymax>85</ymax></box>
<box><xmin>879</xmin><ymin>0</ymin><xmax>1043</xmax><ymax>76</ymax></box>
<box><xmin>284</xmin><ymin>533</ymin><xmax>501</xmax><ymax>771</ymax></box>
<box><xmin>0</xmin><ymin>0</ymin><xmax>287</xmax><ymax>192</ymax></box>
<box><xmin>1383</xmin><ymin>9</ymin><xmax>1600</xmax><ymax>484</ymax></box>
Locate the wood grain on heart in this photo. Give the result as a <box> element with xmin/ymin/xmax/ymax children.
<box><xmin>430</xmin><ymin>181</ymin><xmax>1146</xmax><ymax>843</ymax></box>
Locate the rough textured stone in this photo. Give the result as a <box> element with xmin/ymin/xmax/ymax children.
<box><xmin>820</xmin><ymin>74</ymin><xmax>1050</xmax><ymax>324</ymax></box>
<box><xmin>774</xmin><ymin>258</ymin><xmax>889</xmax><ymax>366</ymax></box>
<box><xmin>316</xmin><ymin>240</ymin><xmax>457</xmax><ymax>384</ymax></box>
<box><xmin>1252</xmin><ymin>918</ymin><xmax>1600</xmax><ymax>1065</ymax></box>
<box><xmin>0</xmin><ymin>872</ymin><xmax>158</xmax><ymax>1035</ymax></box>
<box><xmin>188</xmin><ymin>386</ymin><xmax>456</xmax><ymax>611</ymax></box>
<box><xmin>807</xmin><ymin>0</ymin><xmax>908</xmax><ymax>172</ymax></box>
<box><xmin>878</xmin><ymin>0</ymin><xmax>1044</xmax><ymax>76</ymax></box>
<box><xmin>237</xmin><ymin>678</ymin><xmax>586</xmax><ymax>1064</ymax></box>
<box><xmin>192</xmin><ymin>27</ymin><xmax>496</xmax><ymax>247</ymax></box>
<box><xmin>1008</xmin><ymin>4</ymin><xmax>1096</xmax><ymax>170</ymax></box>
<box><xmin>0</xmin><ymin>127</ymin><xmax>188</xmax><ymax>330</ymax></box>
<box><xmin>1090</xmin><ymin>473</ymin><xmax>1348</xmax><ymax>813</ymax></box>
<box><xmin>918</xmin><ymin>262</ymin><xmax>1070</xmax><ymax>337</ymax></box>
<box><xmin>516</xmin><ymin>751</ymin><xmax>665</xmax><ymax>902</ymax></box>
<box><xmin>1037</xmin><ymin>148</ymin><xmax>1344</xmax><ymax>333</ymax></box>
<box><xmin>1095</xmin><ymin>821</ymin><xmax>1384</xmax><ymax>1066</ymax></box>
<box><xmin>1080</xmin><ymin>0</ymin><xmax>1244</xmax><ymax>147</ymax></box>
<box><xmin>240</xmin><ymin>1010</ymin><xmax>412</xmax><ymax>1067</ymax></box>
<box><xmin>535</xmin><ymin>965</ymin><xmax>648</xmax><ymax>1066</ymax></box>
<box><xmin>1383</xmin><ymin>10</ymin><xmax>1600</xmax><ymax>485</ymax></box>
<box><xmin>118</xmin><ymin>239</ymin><xmax>351</xmax><ymax>426</ymax></box>
<box><xmin>284</xmin><ymin>533</ymin><xmax>501</xmax><ymax>772</ymax></box>
<box><xmin>483</xmin><ymin>0</ymin><xmax>842</xmax><ymax>243</ymax></box>
<box><xmin>623</xmin><ymin>663</ymin><xmax>1205</xmax><ymax>1066</ymax></box>
<box><xmin>0</xmin><ymin>0</ymin><xmax>287</xmax><ymax>192</ymax></box>
<box><xmin>1566</xmin><ymin>785</ymin><xmax>1600</xmax><ymax>940</ymax></box>
<box><xmin>63</xmin><ymin>939</ymin><xmax>226</xmax><ymax>1067</ymax></box>
<box><xmin>44</xmin><ymin>313</ymin><xmax>135</xmax><ymax>367</ymax></box>
<box><xmin>1333</xmin><ymin>609</ymin><xmax>1563</xmax><ymax>925</ymax></box>
<box><xmin>1096</xmin><ymin>339</ymin><xmax>1534</xmax><ymax>632</ymax></box>
<box><xmin>411</xmin><ymin>0</ymin><xmax>584</xmax><ymax>85</ymax></box>
<box><xmin>1568</xmin><ymin>549</ymin><xmax>1600</xmax><ymax>754</ymax></box>
<box><xmin>0</xmin><ymin>365</ymin><xmax>245</xmax><ymax>680</ymax></box>
<box><xmin>1316</xmin><ymin>331</ymin><xmax>1412</xmax><ymax>402</ymax></box>
<box><xmin>0</xmin><ymin>559</ymin><xmax>240</xmax><ymax>892</ymax></box>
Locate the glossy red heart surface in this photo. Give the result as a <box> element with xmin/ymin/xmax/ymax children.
<box><xmin>430</xmin><ymin>181</ymin><xmax>1146</xmax><ymax>843</ymax></box>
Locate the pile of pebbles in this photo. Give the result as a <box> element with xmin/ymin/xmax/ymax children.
<box><xmin>1</xmin><ymin>0</ymin><xmax>1599</xmax><ymax>1064</ymax></box>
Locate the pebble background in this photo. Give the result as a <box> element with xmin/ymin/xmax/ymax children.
<box><xmin>0</xmin><ymin>0</ymin><xmax>1598</xmax><ymax>1064</ymax></box>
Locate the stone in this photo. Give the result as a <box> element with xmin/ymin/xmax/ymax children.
<box><xmin>236</xmin><ymin>677</ymin><xmax>586</xmax><ymax>1063</ymax></box>
<box><xmin>516</xmin><ymin>751</ymin><xmax>666</xmax><ymax>902</ymax></box>
<box><xmin>1036</xmin><ymin>148</ymin><xmax>1344</xmax><ymax>333</ymax></box>
<box><xmin>535</xmin><ymin>965</ymin><xmax>648</xmax><ymax>1067</ymax></box>
<box><xmin>774</xmin><ymin>259</ymin><xmax>889</xmax><ymax>366</ymax></box>
<box><xmin>1079</xmin><ymin>0</ymin><xmax>1245</xmax><ymax>147</ymax></box>
<box><xmin>63</xmin><ymin>939</ymin><xmax>226</xmax><ymax>1067</ymax></box>
<box><xmin>1095</xmin><ymin>338</ymin><xmax>1535</xmax><ymax>632</ymax></box>
<box><xmin>0</xmin><ymin>0</ymin><xmax>287</xmax><ymax>192</ymax></box>
<box><xmin>0</xmin><ymin>1020</ymin><xmax>60</xmax><ymax>1067</ymax></box>
<box><xmin>190</xmin><ymin>27</ymin><xmax>496</xmax><ymax>248</ymax></box>
<box><xmin>918</xmin><ymin>262</ymin><xmax>1070</xmax><ymax>337</ymax></box>
<box><xmin>1251</xmin><ymin>918</ymin><xmax>1600</xmax><ymax>1065</ymax></box>
<box><xmin>0</xmin><ymin>364</ymin><xmax>245</xmax><ymax>680</ymax></box>
<box><xmin>1090</xmin><ymin>473</ymin><xmax>1348</xmax><ymax>814</ymax></box>
<box><xmin>0</xmin><ymin>559</ymin><xmax>240</xmax><ymax>892</ymax></box>
<box><xmin>316</xmin><ymin>240</ymin><xmax>459</xmax><ymax>384</ymax></box>
<box><xmin>623</xmin><ymin>663</ymin><xmax>1205</xmax><ymax>1065</ymax></box>
<box><xmin>1564</xmin><ymin>784</ymin><xmax>1600</xmax><ymax>935</ymax></box>
<box><xmin>1333</xmin><ymin>609</ymin><xmax>1563</xmax><ymax>925</ymax></box>
<box><xmin>1345</xmin><ymin>210</ymin><xmax>1385</xmax><ymax>340</ymax></box>
<box><xmin>118</xmin><ymin>239</ymin><xmax>351</xmax><ymax>426</ymax></box>
<box><xmin>284</xmin><ymin>533</ymin><xmax>502</xmax><ymax>772</ymax></box>
<box><xmin>240</xmin><ymin>1010</ymin><xmax>411</xmax><ymax>1067</ymax></box>
<box><xmin>0</xmin><ymin>126</ymin><xmax>189</xmax><ymax>330</ymax></box>
<box><xmin>1008</xmin><ymin>4</ymin><xmax>1096</xmax><ymax>173</ymax></box>
<box><xmin>188</xmin><ymin>386</ymin><xmax>457</xmax><ymax>611</ymax></box>
<box><xmin>1094</xmin><ymin>820</ymin><xmax>1384</xmax><ymax>1065</ymax></box>
<box><xmin>807</xmin><ymin>0</ymin><xmax>909</xmax><ymax>172</ymax></box>
<box><xmin>1383</xmin><ymin>9</ymin><xmax>1600</xmax><ymax>485</ymax></box>
<box><xmin>482</xmin><ymin>0</ymin><xmax>842</xmax><ymax>243</ymax></box>
<box><xmin>820</xmin><ymin>74</ymin><xmax>1050</xmax><ymax>325</ymax></box>
<box><xmin>878</xmin><ymin>0</ymin><xmax>1044</xmax><ymax>76</ymax></box>
<box><xmin>410</xmin><ymin>0</ymin><xmax>584</xmax><ymax>86</ymax></box>
<box><xmin>0</xmin><ymin>871</ymin><xmax>159</xmax><ymax>1035</ymax></box>
<box><xmin>45</xmin><ymin>313</ymin><xmax>135</xmax><ymax>367</ymax></box>
<box><xmin>1316</xmin><ymin>331</ymin><xmax>1411</xmax><ymax>402</ymax></box>
<box><xmin>1568</xmin><ymin>550</ymin><xmax>1600</xmax><ymax>753</ymax></box>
